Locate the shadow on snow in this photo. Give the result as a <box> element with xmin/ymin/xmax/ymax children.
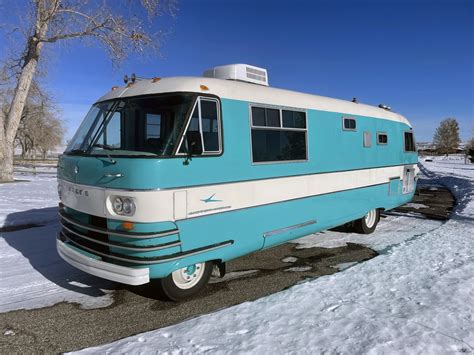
<box><xmin>1</xmin><ymin>207</ymin><xmax>114</xmax><ymax>299</ymax></box>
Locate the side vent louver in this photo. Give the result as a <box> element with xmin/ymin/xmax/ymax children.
<box><xmin>203</xmin><ymin>64</ymin><xmax>269</xmax><ymax>86</ymax></box>
<box><xmin>246</xmin><ymin>67</ymin><xmax>267</xmax><ymax>83</ymax></box>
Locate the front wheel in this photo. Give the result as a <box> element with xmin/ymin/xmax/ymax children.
<box><xmin>159</xmin><ymin>261</ymin><xmax>212</xmax><ymax>301</ymax></box>
<box><xmin>353</xmin><ymin>208</ymin><xmax>380</xmax><ymax>234</ymax></box>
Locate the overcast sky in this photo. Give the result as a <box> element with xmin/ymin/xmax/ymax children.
<box><xmin>1</xmin><ymin>0</ymin><xmax>472</xmax><ymax>142</ymax></box>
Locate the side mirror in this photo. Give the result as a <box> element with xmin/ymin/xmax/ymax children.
<box><xmin>182</xmin><ymin>132</ymin><xmax>203</xmax><ymax>166</ymax></box>
<box><xmin>186</xmin><ymin>131</ymin><xmax>203</xmax><ymax>155</ymax></box>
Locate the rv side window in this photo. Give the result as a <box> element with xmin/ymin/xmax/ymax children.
<box><xmin>404</xmin><ymin>132</ymin><xmax>416</xmax><ymax>152</ymax></box>
<box><xmin>377</xmin><ymin>132</ymin><xmax>388</xmax><ymax>145</ymax></box>
<box><xmin>282</xmin><ymin>110</ymin><xmax>306</xmax><ymax>128</ymax></box>
<box><xmin>251</xmin><ymin>107</ymin><xmax>280</xmax><ymax>127</ymax></box>
<box><xmin>178</xmin><ymin>97</ymin><xmax>221</xmax><ymax>155</ymax></box>
<box><xmin>251</xmin><ymin>105</ymin><xmax>307</xmax><ymax>163</ymax></box>
<box><xmin>343</xmin><ymin>117</ymin><xmax>356</xmax><ymax>131</ymax></box>
<box><xmin>200</xmin><ymin>99</ymin><xmax>219</xmax><ymax>151</ymax></box>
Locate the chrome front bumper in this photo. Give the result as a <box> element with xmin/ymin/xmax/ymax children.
<box><xmin>57</xmin><ymin>237</ymin><xmax>150</xmax><ymax>286</ymax></box>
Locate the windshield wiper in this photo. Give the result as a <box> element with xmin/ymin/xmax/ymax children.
<box><xmin>92</xmin><ymin>144</ymin><xmax>117</xmax><ymax>164</ymax></box>
<box><xmin>93</xmin><ymin>143</ymin><xmax>115</xmax><ymax>151</ymax></box>
<box><xmin>69</xmin><ymin>148</ymin><xmax>86</xmax><ymax>155</ymax></box>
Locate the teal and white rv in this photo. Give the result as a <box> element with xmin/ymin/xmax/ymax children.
<box><xmin>57</xmin><ymin>64</ymin><xmax>418</xmax><ymax>300</ymax></box>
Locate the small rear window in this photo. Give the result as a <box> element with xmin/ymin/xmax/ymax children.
<box><xmin>343</xmin><ymin>117</ymin><xmax>356</xmax><ymax>131</ymax></box>
<box><xmin>377</xmin><ymin>132</ymin><xmax>388</xmax><ymax>145</ymax></box>
<box><xmin>405</xmin><ymin>132</ymin><xmax>416</xmax><ymax>152</ymax></box>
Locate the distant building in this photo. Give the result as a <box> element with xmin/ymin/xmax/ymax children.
<box><xmin>416</xmin><ymin>141</ymin><xmax>469</xmax><ymax>155</ymax></box>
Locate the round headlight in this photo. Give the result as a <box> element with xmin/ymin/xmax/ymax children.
<box><xmin>112</xmin><ymin>197</ymin><xmax>123</xmax><ymax>213</ymax></box>
<box><xmin>122</xmin><ymin>198</ymin><xmax>135</xmax><ymax>215</ymax></box>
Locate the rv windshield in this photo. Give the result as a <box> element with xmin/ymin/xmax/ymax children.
<box><xmin>65</xmin><ymin>93</ymin><xmax>196</xmax><ymax>156</ymax></box>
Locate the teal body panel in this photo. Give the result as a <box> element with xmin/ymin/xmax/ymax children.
<box><xmin>58</xmin><ymin>99</ymin><xmax>417</xmax><ymax>190</ymax></box>
<box><xmin>58</xmin><ymin>97</ymin><xmax>418</xmax><ymax>279</ymax></box>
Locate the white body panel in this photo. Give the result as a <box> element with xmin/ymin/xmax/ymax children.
<box><xmin>58</xmin><ymin>164</ymin><xmax>415</xmax><ymax>223</ymax></box>
<box><xmin>98</xmin><ymin>77</ymin><xmax>410</xmax><ymax>126</ymax></box>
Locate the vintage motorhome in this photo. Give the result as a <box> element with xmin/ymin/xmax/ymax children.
<box><xmin>57</xmin><ymin>64</ymin><xmax>418</xmax><ymax>300</ymax></box>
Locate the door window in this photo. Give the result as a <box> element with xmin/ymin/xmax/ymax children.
<box><xmin>178</xmin><ymin>97</ymin><xmax>222</xmax><ymax>155</ymax></box>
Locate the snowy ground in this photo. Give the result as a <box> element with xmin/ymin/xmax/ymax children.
<box><xmin>0</xmin><ymin>166</ymin><xmax>58</xmax><ymax>228</ymax></box>
<box><xmin>0</xmin><ymin>158</ymin><xmax>472</xmax><ymax>353</ymax></box>
<box><xmin>73</xmin><ymin>157</ymin><xmax>474</xmax><ymax>354</ymax></box>
<box><xmin>0</xmin><ymin>168</ymin><xmax>114</xmax><ymax>312</ymax></box>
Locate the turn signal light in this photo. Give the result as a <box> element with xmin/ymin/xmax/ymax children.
<box><xmin>152</xmin><ymin>77</ymin><xmax>161</xmax><ymax>83</ymax></box>
<box><xmin>122</xmin><ymin>221</ymin><xmax>135</xmax><ymax>230</ymax></box>
<box><xmin>200</xmin><ymin>84</ymin><xmax>209</xmax><ymax>91</ymax></box>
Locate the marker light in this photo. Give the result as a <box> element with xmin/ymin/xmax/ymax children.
<box><xmin>200</xmin><ymin>85</ymin><xmax>209</xmax><ymax>91</ymax></box>
<box><xmin>152</xmin><ymin>77</ymin><xmax>161</xmax><ymax>83</ymax></box>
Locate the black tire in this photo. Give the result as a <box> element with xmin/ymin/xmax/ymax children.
<box><xmin>159</xmin><ymin>261</ymin><xmax>212</xmax><ymax>301</ymax></box>
<box><xmin>353</xmin><ymin>208</ymin><xmax>380</xmax><ymax>234</ymax></box>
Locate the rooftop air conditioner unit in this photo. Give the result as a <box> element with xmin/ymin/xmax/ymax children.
<box><xmin>203</xmin><ymin>64</ymin><xmax>269</xmax><ymax>86</ymax></box>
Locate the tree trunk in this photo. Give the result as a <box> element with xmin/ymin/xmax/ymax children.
<box><xmin>0</xmin><ymin>35</ymin><xmax>44</xmax><ymax>181</ymax></box>
<box><xmin>0</xmin><ymin>140</ymin><xmax>14</xmax><ymax>182</ymax></box>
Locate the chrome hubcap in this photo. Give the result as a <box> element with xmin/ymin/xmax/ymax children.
<box><xmin>171</xmin><ymin>263</ymin><xmax>205</xmax><ymax>290</ymax></box>
<box><xmin>365</xmin><ymin>209</ymin><xmax>377</xmax><ymax>228</ymax></box>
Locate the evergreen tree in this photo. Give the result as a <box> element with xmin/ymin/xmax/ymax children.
<box><xmin>433</xmin><ymin>118</ymin><xmax>461</xmax><ymax>154</ymax></box>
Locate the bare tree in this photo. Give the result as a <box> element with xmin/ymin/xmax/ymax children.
<box><xmin>36</xmin><ymin>115</ymin><xmax>64</xmax><ymax>158</ymax></box>
<box><xmin>14</xmin><ymin>86</ymin><xmax>64</xmax><ymax>159</ymax></box>
<box><xmin>433</xmin><ymin>118</ymin><xmax>461</xmax><ymax>155</ymax></box>
<box><xmin>0</xmin><ymin>0</ymin><xmax>177</xmax><ymax>181</ymax></box>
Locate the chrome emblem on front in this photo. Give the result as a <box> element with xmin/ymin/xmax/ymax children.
<box><xmin>74</xmin><ymin>165</ymin><xmax>79</xmax><ymax>174</ymax></box>
<box><xmin>67</xmin><ymin>186</ymin><xmax>89</xmax><ymax>197</ymax></box>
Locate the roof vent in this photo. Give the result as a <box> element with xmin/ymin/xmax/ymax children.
<box><xmin>203</xmin><ymin>64</ymin><xmax>269</xmax><ymax>86</ymax></box>
<box><xmin>378</xmin><ymin>104</ymin><xmax>392</xmax><ymax>111</ymax></box>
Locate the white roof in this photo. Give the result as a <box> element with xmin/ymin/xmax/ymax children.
<box><xmin>97</xmin><ymin>77</ymin><xmax>410</xmax><ymax>125</ymax></box>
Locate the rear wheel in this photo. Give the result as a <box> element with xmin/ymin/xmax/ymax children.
<box><xmin>159</xmin><ymin>261</ymin><xmax>212</xmax><ymax>301</ymax></box>
<box><xmin>353</xmin><ymin>208</ymin><xmax>380</xmax><ymax>234</ymax></box>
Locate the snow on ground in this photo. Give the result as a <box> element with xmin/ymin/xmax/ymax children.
<box><xmin>1</xmin><ymin>158</ymin><xmax>473</xmax><ymax>353</ymax></box>
<box><xmin>74</xmin><ymin>159</ymin><xmax>474</xmax><ymax>354</ymax></box>
<box><xmin>0</xmin><ymin>164</ymin><xmax>448</xmax><ymax>314</ymax></box>
<box><xmin>0</xmin><ymin>170</ymin><xmax>114</xmax><ymax>312</ymax></box>
<box><xmin>422</xmin><ymin>154</ymin><xmax>474</xmax><ymax>179</ymax></box>
<box><xmin>0</xmin><ymin>168</ymin><xmax>58</xmax><ymax>228</ymax></box>
<box><xmin>293</xmin><ymin>215</ymin><xmax>442</xmax><ymax>253</ymax></box>
<box><xmin>0</xmin><ymin>222</ymin><xmax>115</xmax><ymax>312</ymax></box>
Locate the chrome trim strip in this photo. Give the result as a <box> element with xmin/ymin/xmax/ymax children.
<box><xmin>61</xmin><ymin>224</ymin><xmax>181</xmax><ymax>252</ymax></box>
<box><xmin>58</xmin><ymin>210</ymin><xmax>178</xmax><ymax>239</ymax></box>
<box><xmin>59</xmin><ymin>232</ymin><xmax>233</xmax><ymax>265</ymax></box>
<box><xmin>57</xmin><ymin>238</ymin><xmax>150</xmax><ymax>285</ymax></box>
<box><xmin>104</xmin><ymin>173</ymin><xmax>124</xmax><ymax>178</ymax></box>
<box><xmin>263</xmin><ymin>219</ymin><xmax>317</xmax><ymax>238</ymax></box>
